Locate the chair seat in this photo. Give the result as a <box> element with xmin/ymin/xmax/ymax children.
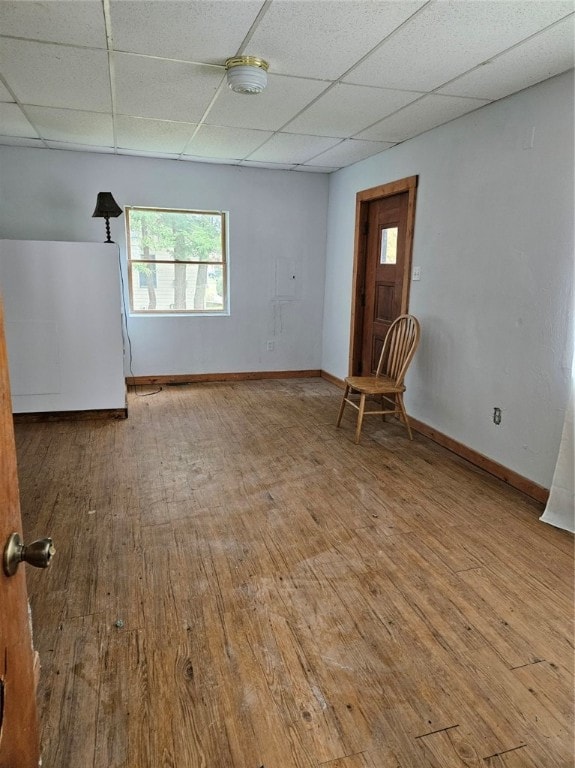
<box><xmin>344</xmin><ymin>375</ymin><xmax>405</xmax><ymax>396</ymax></box>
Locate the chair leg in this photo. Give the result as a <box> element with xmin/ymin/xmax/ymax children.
<box><xmin>397</xmin><ymin>393</ymin><xmax>413</xmax><ymax>440</ymax></box>
<box><xmin>336</xmin><ymin>385</ymin><xmax>350</xmax><ymax>427</ymax></box>
<box><xmin>354</xmin><ymin>393</ymin><xmax>366</xmax><ymax>444</ymax></box>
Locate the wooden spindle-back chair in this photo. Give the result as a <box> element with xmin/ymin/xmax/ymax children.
<box><xmin>336</xmin><ymin>314</ymin><xmax>420</xmax><ymax>444</ymax></box>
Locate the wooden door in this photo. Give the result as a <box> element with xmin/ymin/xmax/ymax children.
<box><xmin>350</xmin><ymin>176</ymin><xmax>417</xmax><ymax>377</ymax></box>
<box><xmin>361</xmin><ymin>192</ymin><xmax>409</xmax><ymax>374</ymax></box>
<box><xmin>0</xmin><ymin>300</ymin><xmax>40</xmax><ymax>767</ymax></box>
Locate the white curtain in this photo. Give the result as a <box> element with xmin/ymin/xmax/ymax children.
<box><xmin>540</xmin><ymin>384</ymin><xmax>574</xmax><ymax>533</ymax></box>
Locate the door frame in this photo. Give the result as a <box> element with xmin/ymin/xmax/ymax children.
<box><xmin>349</xmin><ymin>175</ymin><xmax>418</xmax><ymax>376</ymax></box>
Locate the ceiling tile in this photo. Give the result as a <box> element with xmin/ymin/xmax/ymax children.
<box><xmin>114</xmin><ymin>53</ymin><xmax>223</xmax><ymax>123</ymax></box>
<box><xmin>438</xmin><ymin>17</ymin><xmax>575</xmax><ymax>101</ymax></box>
<box><xmin>25</xmin><ymin>107</ymin><xmax>113</xmax><ymax>146</ymax></box>
<box><xmin>0</xmin><ymin>81</ymin><xmax>14</xmax><ymax>102</ymax></box>
<box><xmin>248</xmin><ymin>0</ymin><xmax>426</xmax><ymax>80</ymax></box>
<box><xmin>344</xmin><ymin>1</ymin><xmax>574</xmax><ymax>92</ymax></box>
<box><xmin>248</xmin><ymin>132</ymin><xmax>341</xmax><ymax>164</ymax></box>
<box><xmin>0</xmin><ymin>39</ymin><xmax>111</xmax><ymax>112</ymax></box>
<box><xmin>284</xmin><ymin>82</ymin><xmax>422</xmax><ymax>138</ymax></box>
<box><xmin>109</xmin><ymin>0</ymin><xmax>263</xmax><ymax>64</ymax></box>
<box><xmin>305</xmin><ymin>138</ymin><xmax>394</xmax><ymax>167</ymax></box>
<box><xmin>184</xmin><ymin>125</ymin><xmax>273</xmax><ymax>160</ymax></box>
<box><xmin>0</xmin><ymin>0</ymin><xmax>107</xmax><ymax>48</ymax></box>
<box><xmin>116</xmin><ymin>116</ymin><xmax>196</xmax><ymax>153</ymax></box>
<box><xmin>0</xmin><ymin>0</ymin><xmax>570</xmax><ymax>166</ymax></box>
<box><xmin>356</xmin><ymin>94</ymin><xmax>490</xmax><ymax>143</ymax></box>
<box><xmin>205</xmin><ymin>74</ymin><xmax>327</xmax><ymax>131</ymax></box>
<box><xmin>0</xmin><ymin>103</ymin><xmax>38</xmax><ymax>137</ymax></box>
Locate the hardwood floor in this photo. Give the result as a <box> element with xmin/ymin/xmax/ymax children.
<box><xmin>15</xmin><ymin>379</ymin><xmax>574</xmax><ymax>767</ymax></box>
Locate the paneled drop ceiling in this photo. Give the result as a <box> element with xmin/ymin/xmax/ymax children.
<box><xmin>0</xmin><ymin>0</ymin><xmax>573</xmax><ymax>172</ymax></box>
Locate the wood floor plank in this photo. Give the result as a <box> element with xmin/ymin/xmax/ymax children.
<box><xmin>321</xmin><ymin>750</ymin><xmax>392</xmax><ymax>767</ymax></box>
<box><xmin>458</xmin><ymin>564</ymin><xmax>573</xmax><ymax>655</ymax></box>
<box><xmin>457</xmin><ymin>519</ymin><xmax>573</xmax><ymax>601</ymax></box>
<box><xmin>15</xmin><ymin>379</ymin><xmax>573</xmax><ymax>767</ymax></box>
<box><xmin>511</xmin><ymin>660</ymin><xmax>575</xmax><ymax>728</ymax></box>
<box><xmin>417</xmin><ymin>726</ymin><xmax>483</xmax><ymax>767</ymax></box>
<box><xmin>483</xmin><ymin>747</ymin><xmax>542</xmax><ymax>767</ymax></box>
<box><xmin>35</xmin><ymin>615</ymin><xmax>106</xmax><ymax>768</ymax></box>
<box><xmin>208</xmin><ymin>606</ymin><xmax>317</xmax><ymax>768</ymax></box>
<box><xmin>460</xmin><ymin>646</ymin><xmax>573</xmax><ymax>767</ymax></box>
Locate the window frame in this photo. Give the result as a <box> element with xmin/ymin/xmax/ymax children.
<box><xmin>125</xmin><ymin>205</ymin><xmax>229</xmax><ymax>316</ymax></box>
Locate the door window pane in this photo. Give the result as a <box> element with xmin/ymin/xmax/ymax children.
<box><xmin>380</xmin><ymin>226</ymin><xmax>398</xmax><ymax>264</ymax></box>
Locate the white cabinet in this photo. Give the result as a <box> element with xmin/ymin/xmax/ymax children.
<box><xmin>0</xmin><ymin>240</ymin><xmax>125</xmax><ymax>414</ymax></box>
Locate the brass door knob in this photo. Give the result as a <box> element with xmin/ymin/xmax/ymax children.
<box><xmin>3</xmin><ymin>532</ymin><xmax>55</xmax><ymax>577</ymax></box>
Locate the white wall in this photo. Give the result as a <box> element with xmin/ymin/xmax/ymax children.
<box><xmin>0</xmin><ymin>151</ymin><xmax>329</xmax><ymax>376</ymax></box>
<box><xmin>0</xmin><ymin>240</ymin><xmax>125</xmax><ymax>412</ymax></box>
<box><xmin>322</xmin><ymin>71</ymin><xmax>574</xmax><ymax>488</ymax></box>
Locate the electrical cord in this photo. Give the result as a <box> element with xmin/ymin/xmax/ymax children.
<box><xmin>116</xmin><ymin>245</ymin><xmax>162</xmax><ymax>398</ymax></box>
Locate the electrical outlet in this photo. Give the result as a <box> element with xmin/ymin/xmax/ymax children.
<box><xmin>266</xmin><ymin>340</ymin><xmax>275</xmax><ymax>351</ymax></box>
<box><xmin>493</xmin><ymin>407</ymin><xmax>502</xmax><ymax>425</ymax></box>
<box><xmin>412</xmin><ymin>266</ymin><xmax>421</xmax><ymax>281</ymax></box>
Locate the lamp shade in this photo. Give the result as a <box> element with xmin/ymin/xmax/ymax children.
<box><xmin>92</xmin><ymin>192</ymin><xmax>123</xmax><ymax>218</ymax></box>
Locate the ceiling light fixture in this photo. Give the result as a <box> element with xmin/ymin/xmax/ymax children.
<box><xmin>225</xmin><ymin>56</ymin><xmax>269</xmax><ymax>94</ymax></box>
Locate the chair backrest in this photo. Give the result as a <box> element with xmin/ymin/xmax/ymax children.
<box><xmin>375</xmin><ymin>314</ymin><xmax>420</xmax><ymax>385</ymax></box>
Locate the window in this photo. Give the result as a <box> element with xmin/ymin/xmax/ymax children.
<box><xmin>380</xmin><ymin>226</ymin><xmax>398</xmax><ymax>265</ymax></box>
<box><xmin>125</xmin><ymin>207</ymin><xmax>228</xmax><ymax>314</ymax></box>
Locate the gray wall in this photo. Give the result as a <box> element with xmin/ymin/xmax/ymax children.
<box><xmin>322</xmin><ymin>71</ymin><xmax>574</xmax><ymax>488</ymax></box>
<box><xmin>0</xmin><ymin>151</ymin><xmax>329</xmax><ymax>376</ymax></box>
